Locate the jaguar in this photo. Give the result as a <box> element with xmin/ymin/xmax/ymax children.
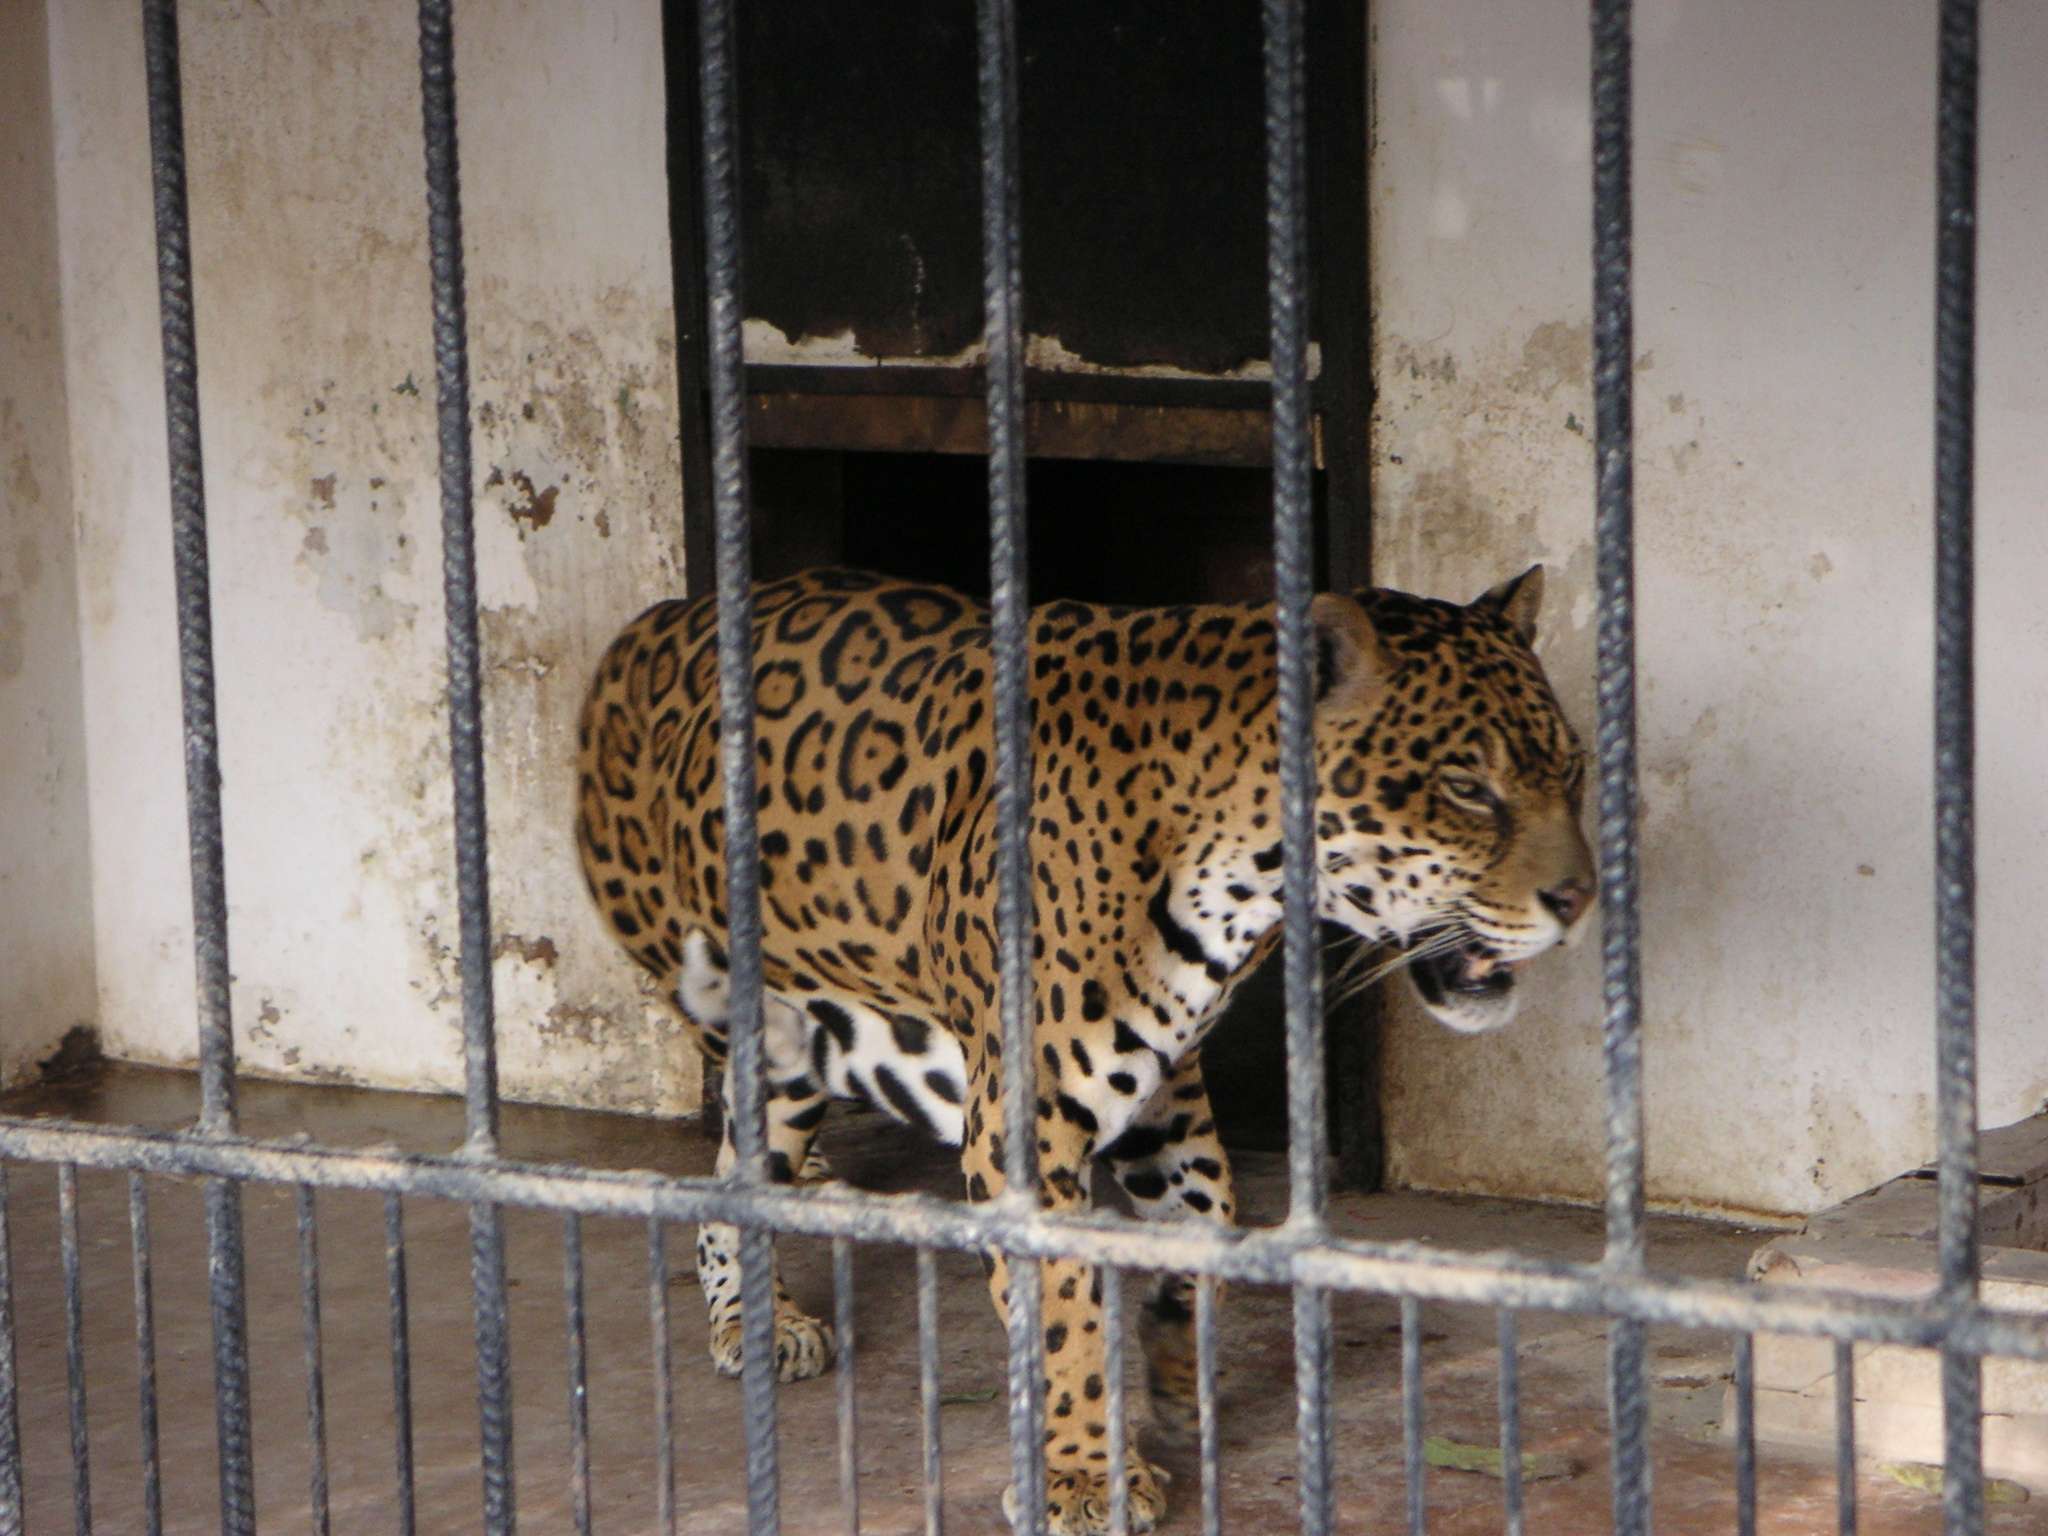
<box><xmin>576</xmin><ymin>565</ymin><xmax>1592</xmax><ymax>1534</ymax></box>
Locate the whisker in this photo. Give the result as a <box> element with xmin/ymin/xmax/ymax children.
<box><xmin>1326</xmin><ymin>929</ymin><xmax>1468</xmax><ymax>1009</ymax></box>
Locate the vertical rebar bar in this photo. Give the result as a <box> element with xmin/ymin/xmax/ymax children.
<box><xmin>1834</xmin><ymin>1339</ymin><xmax>1857</xmax><ymax>1536</ymax></box>
<box><xmin>972</xmin><ymin>1</ymin><xmax>1048</xmax><ymax>1527</ymax></box>
<box><xmin>563</xmin><ymin>1216</ymin><xmax>592</xmax><ymax>1536</ymax></box>
<box><xmin>1292</xmin><ymin>1283</ymin><xmax>1332</xmax><ymax>1535</ymax></box>
<box><xmin>141</xmin><ymin>6</ymin><xmax>257</xmax><ymax>1527</ymax></box>
<box><xmin>1498</xmin><ymin>1310</ymin><xmax>1523</xmax><ymax>1536</ymax></box>
<box><xmin>1932</xmin><ymin>5</ymin><xmax>1982</xmax><ymax>1536</ymax></box>
<box><xmin>1265</xmin><ymin>0</ymin><xmax>1332</xmax><ymax>1524</ymax></box>
<box><xmin>1401</xmin><ymin>1297</ymin><xmax>1424</xmax><ymax>1536</ymax></box>
<box><xmin>204</xmin><ymin>1177</ymin><xmax>256</xmax><ymax>1536</ymax></box>
<box><xmin>467</xmin><ymin>1202</ymin><xmax>515</xmax><ymax>1536</ymax></box>
<box><xmin>1734</xmin><ymin>1332</ymin><xmax>1756</xmax><ymax>1536</ymax></box>
<box><xmin>1589</xmin><ymin>2</ymin><xmax>1649</xmax><ymax>1531</ymax></box>
<box><xmin>127</xmin><ymin>1176</ymin><xmax>162</xmax><ymax>1536</ymax></box>
<box><xmin>60</xmin><ymin>1165</ymin><xmax>91</xmax><ymax>1536</ymax></box>
<box><xmin>1263</xmin><ymin>0</ymin><xmax>1321</xmax><ymax>1236</ymax></box>
<box><xmin>1101</xmin><ymin>1269</ymin><xmax>1127</xmax><ymax>1536</ymax></box>
<box><xmin>140</xmin><ymin>0</ymin><xmax>232</xmax><ymax>1144</ymax></box>
<box><xmin>694</xmin><ymin>0</ymin><xmax>781</xmax><ymax>1525</ymax></box>
<box><xmin>832</xmin><ymin>1239</ymin><xmax>860</xmax><ymax>1536</ymax></box>
<box><xmin>651</xmin><ymin>1219</ymin><xmax>676</xmax><ymax>1536</ymax></box>
<box><xmin>1196</xmin><ymin>1277</ymin><xmax>1221</xmax><ymax>1536</ymax></box>
<box><xmin>972</xmin><ymin>0</ymin><xmax>1031</xmax><ymax>1213</ymax></box>
<box><xmin>917</xmin><ymin>1249</ymin><xmax>945</xmax><ymax>1536</ymax></box>
<box><xmin>0</xmin><ymin>1168</ymin><xmax>17</xmax><ymax>1536</ymax></box>
<box><xmin>414</xmin><ymin>0</ymin><xmax>496</xmax><ymax>1165</ymax></box>
<box><xmin>416</xmin><ymin>4</ymin><xmax>516</xmax><ymax>1522</ymax></box>
<box><xmin>297</xmin><ymin>1187</ymin><xmax>331</xmax><ymax>1536</ymax></box>
<box><xmin>384</xmin><ymin>1194</ymin><xmax>417</xmax><ymax>1536</ymax></box>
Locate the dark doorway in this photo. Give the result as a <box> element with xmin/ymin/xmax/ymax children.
<box><xmin>660</xmin><ymin>0</ymin><xmax>1378</xmax><ymax>1183</ymax></box>
<box><xmin>752</xmin><ymin>451</ymin><xmax>1312</xmax><ymax>606</ymax></box>
<box><xmin>746</xmin><ymin>446</ymin><xmax>1366</xmax><ymax>1159</ymax></box>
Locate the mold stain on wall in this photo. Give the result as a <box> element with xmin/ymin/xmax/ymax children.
<box><xmin>50</xmin><ymin>0</ymin><xmax>703</xmax><ymax>1119</ymax></box>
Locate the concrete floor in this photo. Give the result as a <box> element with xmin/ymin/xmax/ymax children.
<box><xmin>1</xmin><ymin>1066</ymin><xmax>2031</xmax><ymax>1535</ymax></box>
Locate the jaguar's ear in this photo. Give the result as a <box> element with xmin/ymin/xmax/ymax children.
<box><xmin>1472</xmin><ymin>565</ymin><xmax>1544</xmax><ymax>646</ymax></box>
<box><xmin>1309</xmin><ymin>593</ymin><xmax>1392</xmax><ymax>716</ymax></box>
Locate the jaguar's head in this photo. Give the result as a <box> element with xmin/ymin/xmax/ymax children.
<box><xmin>1309</xmin><ymin>568</ymin><xmax>1593</xmax><ymax>1033</ymax></box>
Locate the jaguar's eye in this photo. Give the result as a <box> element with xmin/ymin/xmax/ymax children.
<box><xmin>1440</xmin><ymin>771</ymin><xmax>1495</xmax><ymax>811</ymax></box>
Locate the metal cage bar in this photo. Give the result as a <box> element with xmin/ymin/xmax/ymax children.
<box><xmin>1497</xmin><ymin>1310</ymin><xmax>1524</xmax><ymax>1536</ymax></box>
<box><xmin>1400</xmin><ymin>1296</ymin><xmax>1425</xmax><ymax>1536</ymax></box>
<box><xmin>1588</xmin><ymin>2</ymin><xmax>1651</xmax><ymax>1532</ymax></box>
<box><xmin>0</xmin><ymin>1111</ymin><xmax>2041</xmax><ymax>1346</ymax></box>
<box><xmin>383</xmin><ymin>1194</ymin><xmax>418</xmax><ymax>1536</ymax></box>
<box><xmin>1195</xmin><ymin>1277</ymin><xmax>1222</xmax><ymax>1536</ymax></box>
<box><xmin>414</xmin><ymin>6</ymin><xmax>518</xmax><ymax>1527</ymax></box>
<box><xmin>693</xmin><ymin>0</ymin><xmax>784</xmax><ymax>1526</ymax></box>
<box><xmin>1735</xmin><ymin>1331</ymin><xmax>1758</xmax><ymax>1536</ymax></box>
<box><xmin>1933</xmin><ymin>6</ymin><xmax>1984</xmax><ymax>1536</ymax></box>
<box><xmin>296</xmin><ymin>1186</ymin><xmax>332</xmax><ymax>1536</ymax></box>
<box><xmin>126</xmin><ymin>1176</ymin><xmax>163</xmax><ymax>1536</ymax></box>
<box><xmin>971</xmin><ymin>2</ymin><xmax>1051</xmax><ymax>1527</ymax></box>
<box><xmin>138</xmin><ymin>8</ymin><xmax>258</xmax><ymax>1531</ymax></box>
<box><xmin>563</xmin><ymin>1215</ymin><xmax>594</xmax><ymax>1536</ymax></box>
<box><xmin>651</xmin><ymin>1218</ymin><xmax>677</xmax><ymax>1536</ymax></box>
<box><xmin>1835</xmin><ymin>1339</ymin><xmax>1858</xmax><ymax>1536</ymax></box>
<box><xmin>0</xmin><ymin>1170</ymin><xmax>18</xmax><ymax>1536</ymax></box>
<box><xmin>1101</xmin><ymin>1268</ymin><xmax>1129</xmax><ymax>1536</ymax></box>
<box><xmin>59</xmin><ymin>1165</ymin><xmax>90</xmax><ymax>1536</ymax></box>
<box><xmin>917</xmin><ymin>1248</ymin><xmax>945</xmax><ymax>1536</ymax></box>
<box><xmin>832</xmin><ymin>1238</ymin><xmax>860</xmax><ymax>1536</ymax></box>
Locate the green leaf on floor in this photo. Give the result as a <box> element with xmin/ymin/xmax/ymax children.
<box><xmin>1878</xmin><ymin>1462</ymin><xmax>2030</xmax><ymax>1504</ymax></box>
<box><xmin>939</xmin><ymin>1387</ymin><xmax>1000</xmax><ymax>1406</ymax></box>
<box><xmin>1421</xmin><ymin>1436</ymin><xmax>1579</xmax><ymax>1481</ymax></box>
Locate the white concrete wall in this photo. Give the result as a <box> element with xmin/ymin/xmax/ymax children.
<box><xmin>44</xmin><ymin>0</ymin><xmax>701</xmax><ymax>1117</ymax></box>
<box><xmin>1371</xmin><ymin>0</ymin><xmax>2048</xmax><ymax>1216</ymax></box>
<box><xmin>0</xmin><ymin>0</ymin><xmax>96</xmax><ymax>1086</ymax></box>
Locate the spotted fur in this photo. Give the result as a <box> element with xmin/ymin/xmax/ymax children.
<box><xmin>576</xmin><ymin>566</ymin><xmax>1591</xmax><ymax>1534</ymax></box>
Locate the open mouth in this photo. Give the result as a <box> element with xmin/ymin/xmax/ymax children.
<box><xmin>1407</xmin><ymin>931</ymin><xmax>1518</xmax><ymax>1009</ymax></box>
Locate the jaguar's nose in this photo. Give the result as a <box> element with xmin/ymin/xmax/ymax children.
<box><xmin>1538</xmin><ymin>876</ymin><xmax>1593</xmax><ymax>931</ymax></box>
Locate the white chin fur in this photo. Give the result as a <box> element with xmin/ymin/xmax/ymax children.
<box><xmin>1410</xmin><ymin>975</ymin><xmax>1522</xmax><ymax>1035</ymax></box>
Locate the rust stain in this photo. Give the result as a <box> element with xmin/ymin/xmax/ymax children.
<box><xmin>496</xmin><ymin>933</ymin><xmax>559</xmax><ymax>966</ymax></box>
<box><xmin>501</xmin><ymin>468</ymin><xmax>558</xmax><ymax>534</ymax></box>
<box><xmin>310</xmin><ymin>474</ymin><xmax>336</xmax><ymax>507</ymax></box>
<box><xmin>540</xmin><ymin>1002</ymin><xmax>614</xmax><ymax>1046</ymax></box>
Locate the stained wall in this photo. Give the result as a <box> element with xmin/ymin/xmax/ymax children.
<box><xmin>0</xmin><ymin>0</ymin><xmax>97</xmax><ymax>1086</ymax></box>
<box><xmin>1371</xmin><ymin>0</ymin><xmax>2048</xmax><ymax>1215</ymax></box>
<box><xmin>43</xmin><ymin>0</ymin><xmax>700</xmax><ymax>1117</ymax></box>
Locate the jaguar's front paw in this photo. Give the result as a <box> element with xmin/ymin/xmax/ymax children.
<box><xmin>1005</xmin><ymin>1461</ymin><xmax>1170</xmax><ymax>1536</ymax></box>
<box><xmin>707</xmin><ymin>1308</ymin><xmax>837</xmax><ymax>1383</ymax></box>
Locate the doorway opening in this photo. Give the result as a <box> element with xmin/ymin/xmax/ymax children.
<box><xmin>661</xmin><ymin>0</ymin><xmax>1376</xmax><ymax>1180</ymax></box>
<box><xmin>749</xmin><ymin>446</ymin><xmax>1354</xmax><ymax>1156</ymax></box>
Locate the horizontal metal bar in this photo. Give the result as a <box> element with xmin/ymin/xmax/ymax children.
<box><xmin>2</xmin><ymin>1118</ymin><xmax>2044</xmax><ymax>1358</ymax></box>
